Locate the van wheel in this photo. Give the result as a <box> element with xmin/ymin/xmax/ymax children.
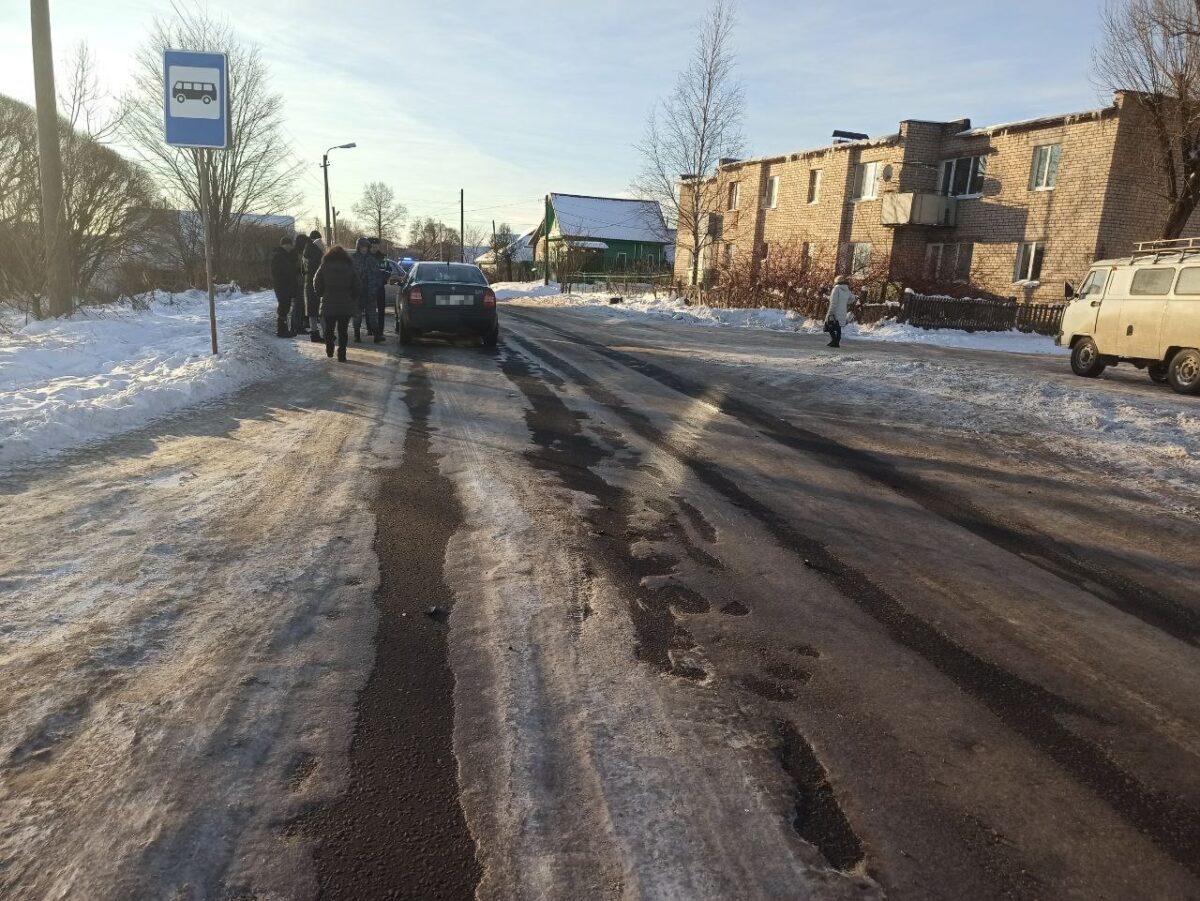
<box><xmin>175</xmin><ymin>93</ymin><xmax>186</xmax><ymax>103</ymax></box>
<box><xmin>1071</xmin><ymin>338</ymin><xmax>1106</xmax><ymax>377</ymax></box>
<box><xmin>1167</xmin><ymin>348</ymin><xmax>1200</xmax><ymax>395</ymax></box>
<box><xmin>1148</xmin><ymin>364</ymin><xmax>1170</xmax><ymax>384</ymax></box>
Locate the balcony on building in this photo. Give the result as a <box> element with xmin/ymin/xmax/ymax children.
<box><xmin>881</xmin><ymin>193</ymin><xmax>957</xmax><ymax>227</ymax></box>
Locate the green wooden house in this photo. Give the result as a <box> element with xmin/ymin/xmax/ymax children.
<box><xmin>532</xmin><ymin>193</ymin><xmax>674</xmax><ymax>277</ymax></box>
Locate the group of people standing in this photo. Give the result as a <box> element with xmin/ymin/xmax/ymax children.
<box><xmin>269</xmin><ymin>232</ymin><xmax>398</xmax><ymax>362</ymax></box>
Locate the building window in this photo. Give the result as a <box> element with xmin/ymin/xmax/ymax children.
<box><xmin>1015</xmin><ymin>241</ymin><xmax>1045</xmax><ymax>281</ymax></box>
<box><xmin>939</xmin><ymin>156</ymin><xmax>986</xmax><ymax>197</ymax></box>
<box><xmin>807</xmin><ymin>170</ymin><xmax>822</xmax><ymax>204</ymax></box>
<box><xmin>1029</xmin><ymin>144</ymin><xmax>1062</xmax><ymax>190</ymax></box>
<box><xmin>763</xmin><ymin>175</ymin><xmax>780</xmax><ymax>209</ymax></box>
<box><xmin>925</xmin><ymin>242</ymin><xmax>974</xmax><ymax>282</ymax></box>
<box><xmin>727</xmin><ymin>182</ymin><xmax>740</xmax><ymax>210</ymax></box>
<box><xmin>848</xmin><ymin>242</ymin><xmax>872</xmax><ymax>277</ymax></box>
<box><xmin>722</xmin><ymin>243</ymin><xmax>734</xmax><ymax>266</ymax></box>
<box><xmin>800</xmin><ymin>241</ymin><xmax>812</xmax><ymax>272</ymax></box>
<box><xmin>852</xmin><ymin>161</ymin><xmax>880</xmax><ymax>201</ymax></box>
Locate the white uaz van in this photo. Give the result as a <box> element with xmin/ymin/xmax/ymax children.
<box><xmin>1058</xmin><ymin>238</ymin><xmax>1200</xmax><ymax>395</ymax></box>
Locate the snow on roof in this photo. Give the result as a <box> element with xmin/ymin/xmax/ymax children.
<box><xmin>957</xmin><ymin>106</ymin><xmax>1114</xmax><ymax>138</ymax></box>
<box><xmin>474</xmin><ymin>230</ymin><xmax>535</xmax><ymax>265</ymax></box>
<box><xmin>549</xmin><ymin>194</ymin><xmax>670</xmax><ymax>244</ymax></box>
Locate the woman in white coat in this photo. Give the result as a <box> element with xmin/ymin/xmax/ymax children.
<box><xmin>824</xmin><ymin>275</ymin><xmax>857</xmax><ymax>348</ymax></box>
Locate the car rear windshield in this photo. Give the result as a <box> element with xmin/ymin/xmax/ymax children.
<box><xmin>415</xmin><ymin>264</ymin><xmax>488</xmax><ymax>285</ymax></box>
<box><xmin>1130</xmin><ymin>267</ymin><xmax>1176</xmax><ymax>296</ymax></box>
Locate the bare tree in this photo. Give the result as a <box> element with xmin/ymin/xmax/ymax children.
<box><xmin>487</xmin><ymin>221</ymin><xmax>519</xmax><ymax>280</ymax></box>
<box><xmin>408</xmin><ymin>217</ymin><xmax>460</xmax><ymax>261</ymax></box>
<box><xmin>1096</xmin><ymin>0</ymin><xmax>1200</xmax><ymax>237</ymax></box>
<box><xmin>634</xmin><ymin>0</ymin><xmax>743</xmax><ymax>286</ymax></box>
<box><xmin>121</xmin><ymin>7</ymin><xmax>301</xmax><ymax>279</ymax></box>
<box><xmin>352</xmin><ymin>181</ymin><xmax>408</xmax><ymax>245</ymax></box>
<box><xmin>462</xmin><ymin>223</ymin><xmax>489</xmax><ymax>263</ymax></box>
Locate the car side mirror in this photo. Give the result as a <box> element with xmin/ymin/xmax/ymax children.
<box><xmin>1064</xmin><ymin>281</ymin><xmax>1075</xmax><ymax>300</ymax></box>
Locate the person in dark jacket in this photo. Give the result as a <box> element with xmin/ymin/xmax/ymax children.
<box><xmin>314</xmin><ymin>245</ymin><xmax>360</xmax><ymax>362</ymax></box>
<box><xmin>301</xmin><ymin>230</ymin><xmax>326</xmax><ymax>342</ymax></box>
<box><xmin>270</xmin><ymin>236</ymin><xmax>299</xmax><ymax>337</ymax></box>
<box><xmin>367</xmin><ymin>237</ymin><xmax>389</xmax><ymax>343</ymax></box>
<box><xmin>350</xmin><ymin>237</ymin><xmax>378</xmax><ymax>342</ymax></box>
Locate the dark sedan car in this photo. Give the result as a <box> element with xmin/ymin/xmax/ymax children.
<box><xmin>393</xmin><ymin>262</ymin><xmax>498</xmax><ymax>347</ymax></box>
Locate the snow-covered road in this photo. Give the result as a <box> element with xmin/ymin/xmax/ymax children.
<box><xmin>2</xmin><ymin>295</ymin><xmax>1198</xmax><ymax>900</ymax></box>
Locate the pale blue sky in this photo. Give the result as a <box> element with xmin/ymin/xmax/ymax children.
<box><xmin>1</xmin><ymin>0</ymin><xmax>1107</xmax><ymax>236</ymax></box>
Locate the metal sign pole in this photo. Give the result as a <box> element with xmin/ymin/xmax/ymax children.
<box><xmin>197</xmin><ymin>149</ymin><xmax>218</xmax><ymax>354</ymax></box>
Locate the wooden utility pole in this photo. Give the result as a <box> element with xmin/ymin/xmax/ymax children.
<box><xmin>543</xmin><ymin>194</ymin><xmax>551</xmax><ymax>286</ymax></box>
<box><xmin>332</xmin><ymin>206</ymin><xmax>339</xmax><ymax>246</ymax></box>
<box><xmin>460</xmin><ymin>188</ymin><xmax>465</xmax><ymax>263</ymax></box>
<box><xmin>29</xmin><ymin>0</ymin><xmax>72</xmax><ymax>317</ymax></box>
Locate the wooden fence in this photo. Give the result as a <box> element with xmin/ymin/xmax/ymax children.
<box><xmin>677</xmin><ymin>283</ymin><xmax>1066</xmax><ymax>336</ymax></box>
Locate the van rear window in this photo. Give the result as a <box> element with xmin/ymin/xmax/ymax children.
<box><xmin>1174</xmin><ymin>267</ymin><xmax>1200</xmax><ymax>295</ymax></box>
<box><xmin>1130</xmin><ymin>268</ymin><xmax>1175</xmax><ymax>296</ymax></box>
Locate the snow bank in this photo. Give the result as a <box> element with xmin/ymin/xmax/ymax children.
<box><xmin>503</xmin><ymin>289</ymin><xmax>1066</xmax><ymax>356</ymax></box>
<box><xmin>0</xmin><ymin>288</ymin><xmax>310</xmax><ymax>469</ymax></box>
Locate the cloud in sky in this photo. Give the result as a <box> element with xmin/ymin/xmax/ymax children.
<box><xmin>1</xmin><ymin>0</ymin><xmax>1105</xmax><ymax>237</ymax></box>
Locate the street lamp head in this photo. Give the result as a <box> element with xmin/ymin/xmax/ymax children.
<box><xmin>339</xmin><ymin>142</ymin><xmax>357</xmax><ymax>149</ymax></box>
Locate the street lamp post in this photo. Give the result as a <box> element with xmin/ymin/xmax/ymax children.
<box><xmin>321</xmin><ymin>142</ymin><xmax>356</xmax><ymax>246</ymax></box>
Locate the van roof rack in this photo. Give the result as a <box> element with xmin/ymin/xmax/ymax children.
<box><xmin>1132</xmin><ymin>237</ymin><xmax>1200</xmax><ymax>262</ymax></box>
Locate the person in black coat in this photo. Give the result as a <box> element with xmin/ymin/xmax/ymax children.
<box><xmin>270</xmin><ymin>236</ymin><xmax>299</xmax><ymax>337</ymax></box>
<box><xmin>301</xmin><ymin>230</ymin><xmax>326</xmax><ymax>342</ymax></box>
<box><xmin>314</xmin><ymin>245</ymin><xmax>360</xmax><ymax>362</ymax></box>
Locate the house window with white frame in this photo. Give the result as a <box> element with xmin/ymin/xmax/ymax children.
<box><xmin>852</xmin><ymin>161</ymin><xmax>880</xmax><ymax>201</ymax></box>
<box><xmin>763</xmin><ymin>175</ymin><xmax>780</xmax><ymax>209</ymax></box>
<box><xmin>938</xmin><ymin>156</ymin><xmax>987</xmax><ymax>197</ymax></box>
<box><xmin>1029</xmin><ymin>144</ymin><xmax>1062</xmax><ymax>190</ymax></box>
<box><xmin>925</xmin><ymin>242</ymin><xmax>974</xmax><ymax>282</ymax></box>
<box><xmin>807</xmin><ymin>170</ymin><xmax>822</xmax><ymax>204</ymax></box>
<box><xmin>1015</xmin><ymin>241</ymin><xmax>1045</xmax><ymax>281</ymax></box>
<box><xmin>848</xmin><ymin>242</ymin><xmax>872</xmax><ymax>277</ymax></box>
<box><xmin>727</xmin><ymin>181</ymin><xmax>740</xmax><ymax>211</ymax></box>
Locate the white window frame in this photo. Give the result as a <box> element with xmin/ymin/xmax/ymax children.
<box><xmin>1029</xmin><ymin>144</ymin><xmax>1062</xmax><ymax>191</ymax></box>
<box><xmin>807</xmin><ymin>169</ymin><xmax>822</xmax><ymax>204</ymax></box>
<box><xmin>763</xmin><ymin>175</ymin><xmax>780</xmax><ymax>209</ymax></box>
<box><xmin>1014</xmin><ymin>241</ymin><xmax>1045</xmax><ymax>282</ymax></box>
<box><xmin>727</xmin><ymin>181</ymin><xmax>740</xmax><ymax>211</ymax></box>
<box><xmin>938</xmin><ymin>156</ymin><xmax>987</xmax><ymax>198</ymax></box>
<box><xmin>849</xmin><ymin>242</ymin><xmax>872</xmax><ymax>277</ymax></box>
<box><xmin>852</xmin><ymin>161</ymin><xmax>880</xmax><ymax>201</ymax></box>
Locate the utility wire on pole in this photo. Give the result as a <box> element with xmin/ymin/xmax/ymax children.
<box><xmin>29</xmin><ymin>0</ymin><xmax>72</xmax><ymax>318</ymax></box>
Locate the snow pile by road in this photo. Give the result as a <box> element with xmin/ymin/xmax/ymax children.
<box><xmin>498</xmin><ymin>286</ymin><xmax>1066</xmax><ymax>355</ymax></box>
<box><xmin>0</xmin><ymin>288</ymin><xmax>310</xmax><ymax>469</ymax></box>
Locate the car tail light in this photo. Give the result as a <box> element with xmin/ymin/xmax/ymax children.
<box><xmin>409</xmin><ymin>287</ymin><xmax>424</xmax><ymax>305</ymax></box>
<box><xmin>482</xmin><ymin>289</ymin><xmax>496</xmax><ymax>308</ymax></box>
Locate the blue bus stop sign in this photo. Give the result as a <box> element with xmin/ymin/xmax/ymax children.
<box><xmin>163</xmin><ymin>49</ymin><xmax>230</xmax><ymax>148</ymax></box>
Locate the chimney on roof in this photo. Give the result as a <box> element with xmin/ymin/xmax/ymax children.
<box><xmin>948</xmin><ymin>118</ymin><xmax>971</xmax><ymax>131</ymax></box>
<box><xmin>718</xmin><ymin>157</ymin><xmax>740</xmax><ymax>167</ymax></box>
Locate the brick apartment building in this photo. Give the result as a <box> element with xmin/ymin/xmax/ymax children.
<box><xmin>673</xmin><ymin>91</ymin><xmax>1188</xmax><ymax>304</ymax></box>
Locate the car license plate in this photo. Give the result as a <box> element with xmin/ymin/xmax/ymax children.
<box><xmin>436</xmin><ymin>295</ymin><xmax>468</xmax><ymax>306</ymax></box>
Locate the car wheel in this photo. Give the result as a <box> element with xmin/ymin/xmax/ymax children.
<box><xmin>175</xmin><ymin>93</ymin><xmax>186</xmax><ymax>103</ymax></box>
<box><xmin>1148</xmin><ymin>364</ymin><xmax>1170</xmax><ymax>384</ymax></box>
<box><xmin>1167</xmin><ymin>348</ymin><xmax>1200</xmax><ymax>395</ymax></box>
<box><xmin>1070</xmin><ymin>338</ymin><xmax>1106</xmax><ymax>378</ymax></box>
<box><xmin>482</xmin><ymin>327</ymin><xmax>499</xmax><ymax>348</ymax></box>
<box><xmin>399</xmin><ymin>320</ymin><xmax>413</xmax><ymax>346</ymax></box>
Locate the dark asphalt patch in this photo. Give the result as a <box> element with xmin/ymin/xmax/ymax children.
<box><xmin>506</xmin><ymin>309</ymin><xmax>1200</xmax><ymax>648</ymax></box>
<box><xmin>503</xmin><ymin>325</ymin><xmax>1200</xmax><ymax>879</ymax></box>
<box><xmin>498</xmin><ymin>349</ymin><xmax>709</xmax><ymax>678</ymax></box>
<box><xmin>306</xmin><ymin>360</ymin><xmax>481</xmax><ymax>900</ymax></box>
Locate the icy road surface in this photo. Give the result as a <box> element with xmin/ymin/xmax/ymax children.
<box><xmin>1</xmin><ymin>300</ymin><xmax>1198</xmax><ymax>900</ymax></box>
